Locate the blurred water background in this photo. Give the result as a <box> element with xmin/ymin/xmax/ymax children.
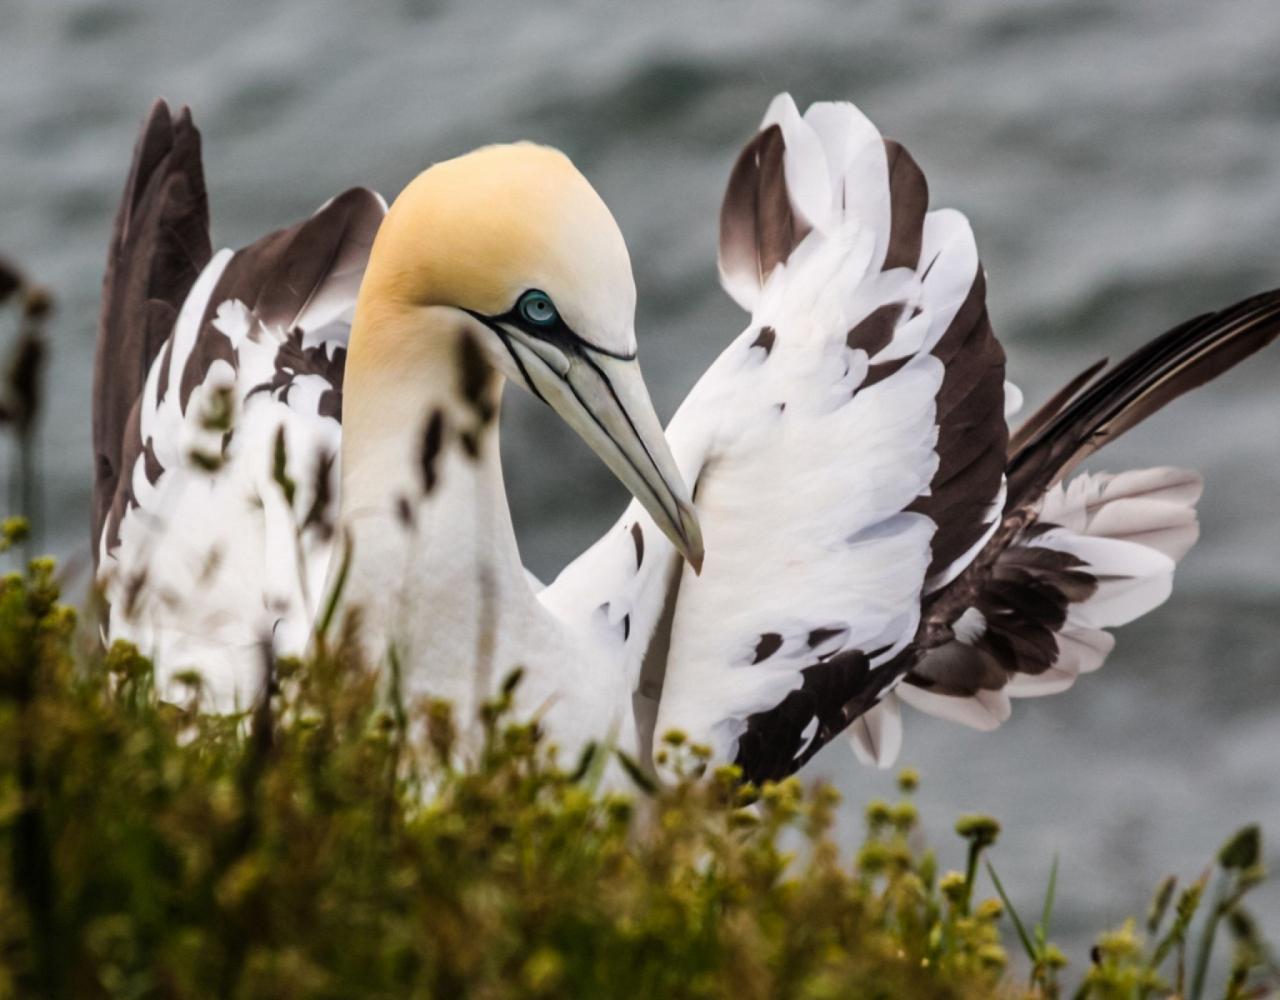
<box><xmin>2</xmin><ymin>0</ymin><xmax>1278</xmax><ymax>967</ymax></box>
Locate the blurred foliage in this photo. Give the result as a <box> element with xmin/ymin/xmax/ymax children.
<box><xmin>0</xmin><ymin>258</ymin><xmax>53</xmax><ymax>555</ymax></box>
<box><xmin>0</xmin><ymin>547</ymin><xmax>1274</xmax><ymax>999</ymax></box>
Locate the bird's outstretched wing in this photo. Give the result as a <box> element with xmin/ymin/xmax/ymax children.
<box><xmin>95</xmin><ymin>105</ymin><xmax>385</xmax><ymax>707</ymax></box>
<box><xmin>661</xmin><ymin>96</ymin><xmax>1017</xmax><ymax>782</ymax></box>
<box><xmin>547</xmin><ymin>95</ymin><xmax>1280</xmax><ymax>785</ymax></box>
<box><xmin>545</xmin><ymin>95</ymin><xmax>1013</xmax><ymax>777</ymax></box>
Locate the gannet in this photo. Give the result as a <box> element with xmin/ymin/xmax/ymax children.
<box><xmin>93</xmin><ymin>97</ymin><xmax>1280</xmax><ymax>782</ymax></box>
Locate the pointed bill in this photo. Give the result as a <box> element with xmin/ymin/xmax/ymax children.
<box><xmin>507</xmin><ymin>337</ymin><xmax>704</xmax><ymax>572</ymax></box>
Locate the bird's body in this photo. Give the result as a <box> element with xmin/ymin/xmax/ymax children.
<box><xmin>93</xmin><ymin>97</ymin><xmax>1280</xmax><ymax>782</ymax></box>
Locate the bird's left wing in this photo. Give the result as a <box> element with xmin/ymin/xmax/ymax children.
<box><xmin>543</xmin><ymin>96</ymin><xmax>1014</xmax><ymax>780</ymax></box>
<box><xmin>95</xmin><ymin>110</ymin><xmax>385</xmax><ymax>707</ymax></box>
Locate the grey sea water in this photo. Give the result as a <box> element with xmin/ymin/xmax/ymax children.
<box><xmin>2</xmin><ymin>0</ymin><xmax>1278</xmax><ymax>967</ymax></box>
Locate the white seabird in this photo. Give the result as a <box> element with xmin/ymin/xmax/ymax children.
<box><xmin>93</xmin><ymin>96</ymin><xmax>1280</xmax><ymax>783</ymax></box>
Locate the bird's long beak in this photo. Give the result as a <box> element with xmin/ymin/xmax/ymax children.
<box><xmin>508</xmin><ymin>337</ymin><xmax>703</xmax><ymax>573</ymax></box>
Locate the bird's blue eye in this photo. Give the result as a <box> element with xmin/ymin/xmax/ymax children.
<box><xmin>518</xmin><ymin>290</ymin><xmax>559</xmax><ymax>328</ymax></box>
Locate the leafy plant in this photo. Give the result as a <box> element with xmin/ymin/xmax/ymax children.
<box><xmin>0</xmin><ymin>550</ymin><xmax>1274</xmax><ymax>999</ymax></box>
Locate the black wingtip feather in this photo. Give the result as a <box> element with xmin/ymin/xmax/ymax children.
<box><xmin>1008</xmin><ymin>357</ymin><xmax>1108</xmax><ymax>456</ymax></box>
<box><xmin>1006</xmin><ymin>289</ymin><xmax>1280</xmax><ymax>510</ymax></box>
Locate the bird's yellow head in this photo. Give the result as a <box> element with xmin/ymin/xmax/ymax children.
<box><xmin>351</xmin><ymin>142</ymin><xmax>703</xmax><ymax>570</ymax></box>
<box><xmin>359</xmin><ymin>143</ymin><xmax>636</xmax><ymax>355</ymax></box>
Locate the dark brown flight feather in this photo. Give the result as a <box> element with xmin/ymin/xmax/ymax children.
<box><xmin>859</xmin><ymin>139</ymin><xmax>1007</xmax><ymax>582</ymax></box>
<box><xmin>1006</xmin><ymin>357</ymin><xmax>1107</xmax><ymax>457</ymax></box>
<box><xmin>907</xmin><ymin>270</ymin><xmax>1008</xmax><ymax>580</ymax></box>
<box><xmin>882</xmin><ymin>140</ymin><xmax>928</xmax><ymax>272</ymax></box>
<box><xmin>1006</xmin><ymin>289</ymin><xmax>1280</xmax><ymax>511</ymax></box>
<box><xmin>719</xmin><ymin>125</ymin><xmax>811</xmax><ymax>296</ymax></box>
<box><xmin>93</xmin><ymin>100</ymin><xmax>211</xmax><ymax>563</ymax></box>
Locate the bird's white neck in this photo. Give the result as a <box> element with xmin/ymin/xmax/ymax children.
<box><xmin>335</xmin><ymin>305</ymin><xmax>534</xmax><ymax>716</ymax></box>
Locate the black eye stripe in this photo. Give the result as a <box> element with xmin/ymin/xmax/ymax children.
<box><xmin>465</xmin><ymin>292</ymin><xmax>638</xmax><ymax>363</ymax></box>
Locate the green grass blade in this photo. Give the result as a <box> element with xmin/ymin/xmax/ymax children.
<box><xmin>987</xmin><ymin>859</ymin><xmax>1036</xmax><ymax>962</ymax></box>
<box><xmin>1040</xmin><ymin>853</ymin><xmax>1059</xmax><ymax>942</ymax></box>
<box><xmin>1189</xmin><ymin>873</ymin><xmax>1226</xmax><ymax>1000</ymax></box>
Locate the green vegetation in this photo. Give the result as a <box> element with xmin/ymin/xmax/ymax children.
<box><xmin>0</xmin><ymin>541</ymin><xmax>1272</xmax><ymax>999</ymax></box>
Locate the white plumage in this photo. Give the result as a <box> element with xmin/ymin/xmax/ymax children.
<box><xmin>92</xmin><ymin>96</ymin><xmax>1280</xmax><ymax>784</ymax></box>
